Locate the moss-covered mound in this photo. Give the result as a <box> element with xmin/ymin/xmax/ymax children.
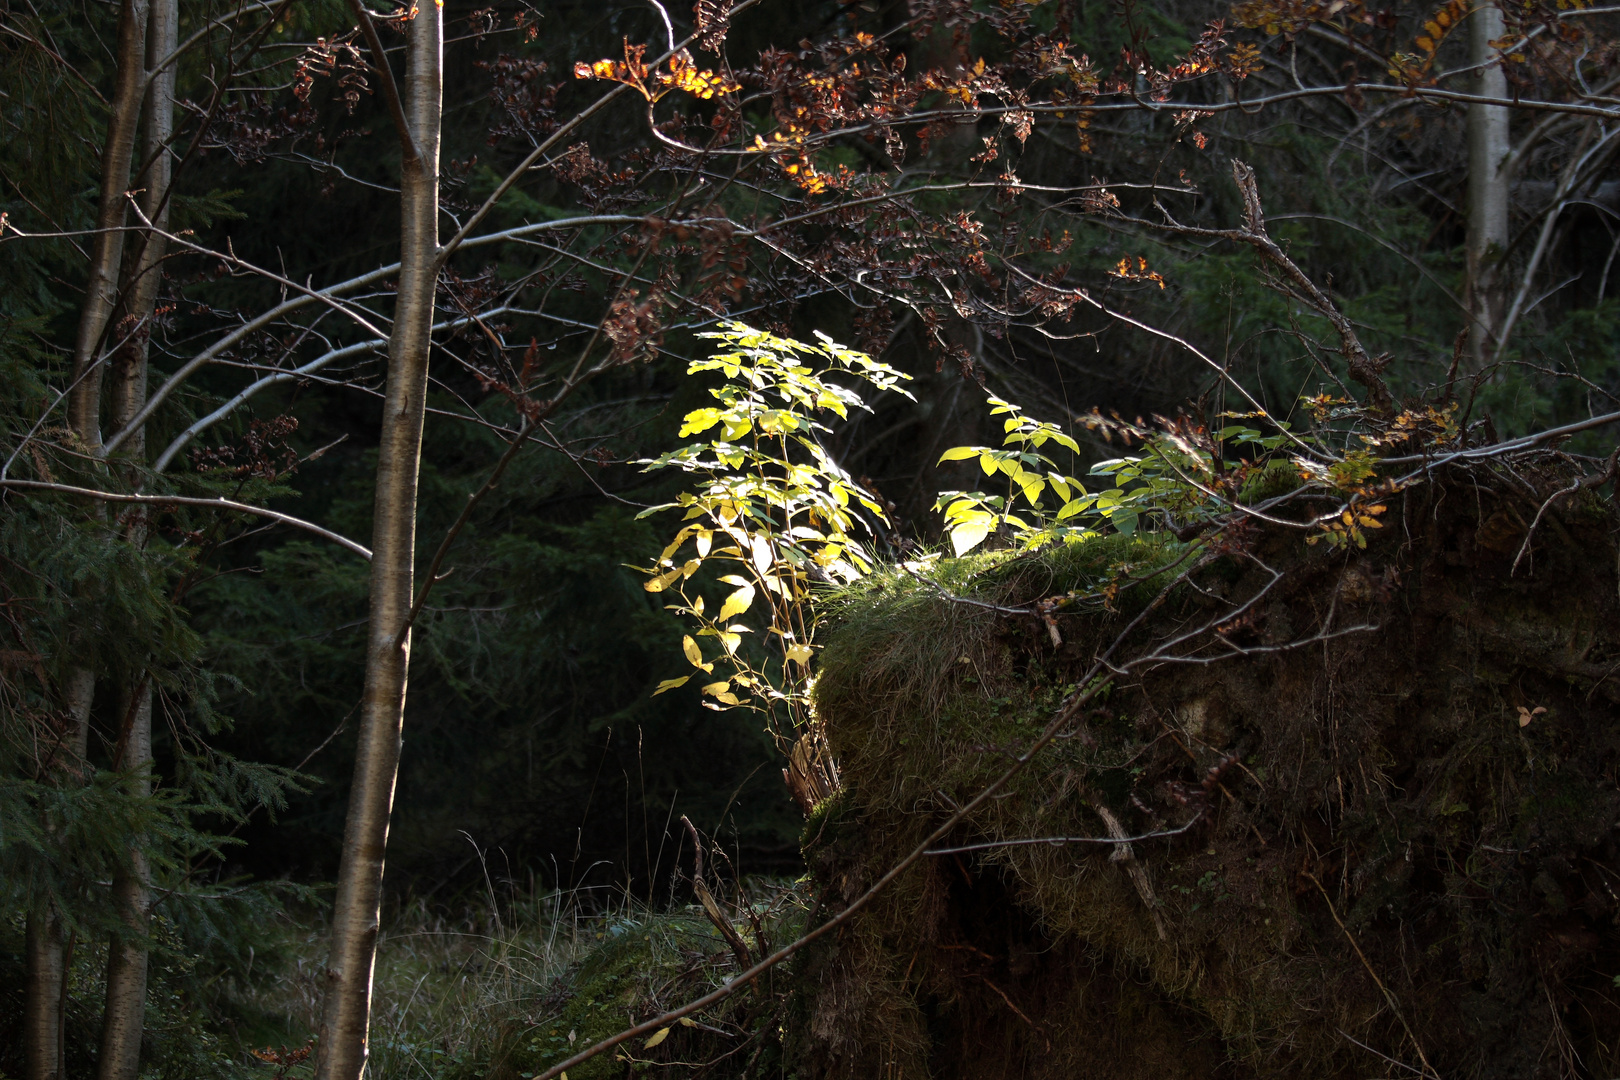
<box><xmin>794</xmin><ymin>467</ymin><xmax>1620</xmax><ymax>1080</ymax></box>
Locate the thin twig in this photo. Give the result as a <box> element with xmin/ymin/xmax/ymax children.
<box><xmin>346</xmin><ymin>0</ymin><xmax>419</xmax><ymax>167</ymax></box>
<box><xmin>1302</xmin><ymin>871</ymin><xmax>1438</xmax><ymax>1080</ymax></box>
<box><xmin>925</xmin><ymin>812</ymin><xmax>1204</xmax><ymax>855</ymax></box>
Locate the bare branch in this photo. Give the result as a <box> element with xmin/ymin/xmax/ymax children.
<box><xmin>0</xmin><ymin>479</ymin><xmax>371</xmax><ymax>558</ymax></box>
<box><xmin>346</xmin><ymin>0</ymin><xmax>418</xmax><ymax>167</ymax></box>
<box><xmin>926</xmin><ymin>813</ymin><xmax>1205</xmax><ymax>856</ymax></box>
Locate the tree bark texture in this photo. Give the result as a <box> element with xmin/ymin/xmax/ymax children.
<box><xmin>314</xmin><ymin>6</ymin><xmax>441</xmax><ymax>1079</ymax></box>
<box><xmin>24</xmin><ymin>669</ymin><xmax>96</xmax><ymax>1080</ymax></box>
<box><xmin>68</xmin><ymin>0</ymin><xmax>148</xmax><ymax>451</ymax></box>
<box><xmin>1466</xmin><ymin>0</ymin><xmax>1511</xmax><ymax>369</ymax></box>
<box><xmin>94</xmin><ymin>0</ymin><xmax>175</xmax><ymax>1057</ymax></box>
<box><xmin>108</xmin><ymin>0</ymin><xmax>177</xmax><ymax>463</ymax></box>
<box><xmin>24</xmin><ymin>903</ymin><xmax>66</xmax><ymax>1080</ymax></box>
<box><xmin>96</xmin><ymin>684</ymin><xmax>154</xmax><ymax>1080</ymax></box>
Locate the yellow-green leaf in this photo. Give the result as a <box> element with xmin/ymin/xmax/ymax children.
<box><xmin>653</xmin><ymin>676</ymin><xmax>691</xmax><ymax>695</ymax></box>
<box><xmin>717</xmin><ymin>583</ymin><xmax>755</xmax><ymax>623</ymax></box>
<box><xmin>679</xmin><ymin>409</ymin><xmax>721</xmax><ymax>437</ymax></box>
<box><xmin>784</xmin><ymin>643</ymin><xmax>813</xmax><ymax>665</ymax></box>
<box><xmin>645</xmin><ymin>1027</ymin><xmax>671</xmax><ymax>1049</ymax></box>
<box><xmin>682</xmin><ymin>635</ymin><xmax>712</xmax><ymax>671</ymax></box>
<box><xmin>644</xmin><ymin>566</ymin><xmax>684</xmax><ymax>592</ymax></box>
<box><xmin>701</xmin><ymin>680</ymin><xmax>732</xmax><ymax>696</ymax></box>
<box><xmin>951</xmin><ymin>518</ymin><xmax>992</xmax><ymax>556</ymax></box>
<box><xmin>938</xmin><ymin>446</ymin><xmax>980</xmax><ymax>463</ymax></box>
<box><xmin>751</xmin><ymin>534</ymin><xmax>774</xmax><ymax>575</ymax></box>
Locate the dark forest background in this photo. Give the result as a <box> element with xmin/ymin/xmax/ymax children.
<box><xmin>4</xmin><ymin>0</ymin><xmax>1620</xmax><ymax>1072</ymax></box>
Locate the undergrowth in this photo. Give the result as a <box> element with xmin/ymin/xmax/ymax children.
<box><xmin>222</xmin><ymin>880</ymin><xmax>813</xmax><ymax>1080</ymax></box>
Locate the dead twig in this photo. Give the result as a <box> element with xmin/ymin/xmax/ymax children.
<box><xmin>1510</xmin><ymin>448</ymin><xmax>1619</xmax><ymax>575</ymax></box>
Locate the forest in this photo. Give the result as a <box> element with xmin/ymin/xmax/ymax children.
<box><xmin>2</xmin><ymin>0</ymin><xmax>1620</xmax><ymax>1076</ymax></box>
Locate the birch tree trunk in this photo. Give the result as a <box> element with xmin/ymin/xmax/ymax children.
<box><xmin>68</xmin><ymin>0</ymin><xmax>149</xmax><ymax>452</ymax></box>
<box><xmin>1466</xmin><ymin>0</ymin><xmax>1511</xmax><ymax>369</ymax></box>
<box><xmin>314</xmin><ymin>5</ymin><xmax>441</xmax><ymax>1078</ymax></box>
<box><xmin>94</xmin><ymin>10</ymin><xmax>175</xmax><ymax>1068</ymax></box>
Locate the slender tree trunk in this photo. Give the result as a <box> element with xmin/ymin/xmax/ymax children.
<box><xmin>24</xmin><ymin>671</ymin><xmax>95</xmax><ymax>1080</ymax></box>
<box><xmin>1466</xmin><ymin>0</ymin><xmax>1511</xmax><ymax>369</ymax></box>
<box><xmin>107</xmin><ymin>0</ymin><xmax>177</xmax><ymax>464</ymax></box>
<box><xmin>93</xmin><ymin>4</ymin><xmax>175</xmax><ymax>1072</ymax></box>
<box><xmin>314</xmin><ymin>6</ymin><xmax>441</xmax><ymax>1079</ymax></box>
<box><xmin>24</xmin><ymin>904</ymin><xmax>66</xmax><ymax>1080</ymax></box>
<box><xmin>29</xmin><ymin>6</ymin><xmax>152</xmax><ymax>1072</ymax></box>
<box><xmin>96</xmin><ymin>685</ymin><xmax>153</xmax><ymax>1080</ymax></box>
<box><xmin>68</xmin><ymin>0</ymin><xmax>149</xmax><ymax>452</ymax></box>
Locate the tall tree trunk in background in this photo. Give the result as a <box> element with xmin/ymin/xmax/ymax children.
<box><xmin>67</xmin><ymin>0</ymin><xmax>149</xmax><ymax>452</ymax></box>
<box><xmin>24</xmin><ymin>672</ymin><xmax>95</xmax><ymax>1080</ymax></box>
<box><xmin>1467</xmin><ymin>0</ymin><xmax>1511</xmax><ymax>369</ymax></box>
<box><xmin>314</xmin><ymin>5</ymin><xmax>441</xmax><ymax>1079</ymax></box>
<box><xmin>96</xmin><ymin>685</ymin><xmax>153</xmax><ymax>1080</ymax></box>
<box><xmin>28</xmin><ymin>5</ymin><xmax>149</xmax><ymax>1075</ymax></box>
<box><xmin>95</xmin><ymin>8</ymin><xmax>175</xmax><ymax>1073</ymax></box>
<box><xmin>107</xmin><ymin>0</ymin><xmax>176</xmax><ymax>466</ymax></box>
<box><xmin>23</xmin><ymin>905</ymin><xmax>66</xmax><ymax>1080</ymax></box>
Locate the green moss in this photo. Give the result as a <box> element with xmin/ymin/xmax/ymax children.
<box><xmin>1237</xmin><ymin>458</ymin><xmax>1303</xmax><ymax>503</ymax></box>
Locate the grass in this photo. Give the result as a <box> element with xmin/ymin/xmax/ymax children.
<box><xmin>221</xmin><ymin>877</ymin><xmax>812</xmax><ymax>1080</ymax></box>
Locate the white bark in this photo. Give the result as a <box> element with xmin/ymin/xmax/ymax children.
<box><xmin>314</xmin><ymin>4</ymin><xmax>441</xmax><ymax>1078</ymax></box>
<box><xmin>1466</xmin><ymin>0</ymin><xmax>1511</xmax><ymax>369</ymax></box>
